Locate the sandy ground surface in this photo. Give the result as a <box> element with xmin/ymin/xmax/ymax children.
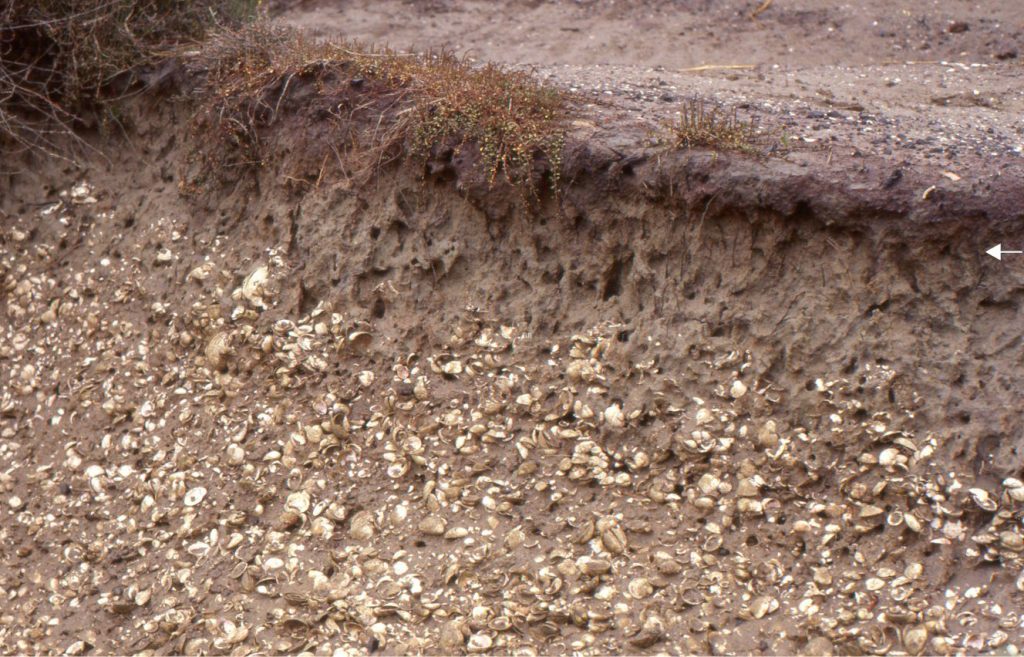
<box><xmin>2</xmin><ymin>2</ymin><xmax>1024</xmax><ymax>656</ymax></box>
<box><xmin>280</xmin><ymin>0</ymin><xmax>1024</xmax><ymax>174</ymax></box>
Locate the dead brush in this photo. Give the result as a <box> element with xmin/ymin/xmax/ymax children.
<box><xmin>664</xmin><ymin>99</ymin><xmax>760</xmax><ymax>152</ymax></box>
<box><xmin>188</xmin><ymin>24</ymin><xmax>567</xmax><ymax>194</ymax></box>
<box><xmin>0</xmin><ymin>0</ymin><xmax>257</xmax><ymax>163</ymax></box>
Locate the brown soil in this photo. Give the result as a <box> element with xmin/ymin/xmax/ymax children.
<box><xmin>2</xmin><ymin>2</ymin><xmax>1024</xmax><ymax>656</ymax></box>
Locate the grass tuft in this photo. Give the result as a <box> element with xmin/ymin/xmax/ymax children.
<box><xmin>188</xmin><ymin>24</ymin><xmax>567</xmax><ymax>193</ymax></box>
<box><xmin>665</xmin><ymin>99</ymin><xmax>760</xmax><ymax>152</ymax></box>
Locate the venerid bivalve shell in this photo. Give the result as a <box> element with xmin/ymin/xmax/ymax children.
<box><xmin>205</xmin><ymin>332</ymin><xmax>232</xmax><ymax>371</ymax></box>
<box><xmin>241</xmin><ymin>264</ymin><xmax>269</xmax><ymax>306</ymax></box>
<box><xmin>968</xmin><ymin>488</ymin><xmax>998</xmax><ymax>512</ymax></box>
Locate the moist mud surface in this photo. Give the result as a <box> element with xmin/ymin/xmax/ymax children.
<box><xmin>3</xmin><ymin>2</ymin><xmax>1024</xmax><ymax>656</ymax></box>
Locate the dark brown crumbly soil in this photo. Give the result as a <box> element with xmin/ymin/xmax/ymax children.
<box><xmin>2</xmin><ymin>2</ymin><xmax>1024</xmax><ymax>656</ymax></box>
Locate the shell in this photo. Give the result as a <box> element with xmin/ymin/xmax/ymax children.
<box><xmin>600</xmin><ymin>524</ymin><xmax>628</xmax><ymax>555</ymax></box>
<box><xmin>241</xmin><ymin>265</ymin><xmax>269</xmax><ymax>306</ymax></box>
<box><xmin>183</xmin><ymin>487</ymin><xmax>207</xmax><ymax>507</ymax></box>
<box><xmin>604</xmin><ymin>404</ymin><xmax>625</xmax><ymax>428</ymax></box>
<box><xmin>285</xmin><ymin>490</ymin><xmax>311</xmax><ymax>514</ymax></box>
<box><xmin>348</xmin><ymin>510</ymin><xmax>376</xmax><ymax>541</ymax></box>
<box><xmin>205</xmin><ymin>332</ymin><xmax>232</xmax><ymax>370</ymax></box>
<box><xmin>418</xmin><ymin>516</ymin><xmax>447</xmax><ymax>536</ymax></box>
<box><xmin>628</xmin><ymin>577</ymin><xmax>654</xmax><ymax>599</ymax></box>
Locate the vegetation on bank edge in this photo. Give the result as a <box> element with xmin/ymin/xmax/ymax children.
<box><xmin>2</xmin><ymin>4</ymin><xmax>771</xmax><ymax>192</ymax></box>
<box><xmin>0</xmin><ymin>0</ymin><xmax>257</xmax><ymax>158</ymax></box>
<box><xmin>188</xmin><ymin>23</ymin><xmax>567</xmax><ymax>193</ymax></box>
<box><xmin>663</xmin><ymin>100</ymin><xmax>762</xmax><ymax>153</ymax></box>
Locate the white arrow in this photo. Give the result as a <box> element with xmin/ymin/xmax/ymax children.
<box><xmin>987</xmin><ymin>244</ymin><xmax>1023</xmax><ymax>260</ymax></box>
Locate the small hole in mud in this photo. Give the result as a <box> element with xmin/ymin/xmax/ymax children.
<box><xmin>372</xmin><ymin>298</ymin><xmax>386</xmax><ymax>319</ymax></box>
<box><xmin>842</xmin><ymin>358</ymin><xmax>857</xmax><ymax>374</ymax></box>
<box><xmin>414</xmin><ymin>540</ymin><xmax>425</xmax><ymax>548</ymax></box>
<box><xmin>958</xmin><ymin>412</ymin><xmax>971</xmax><ymax>424</ymax></box>
<box><xmin>804</xmin><ymin>379</ymin><xmax>816</xmax><ymax>391</ymax></box>
<box><xmin>617</xmin><ymin>330</ymin><xmax>631</xmax><ymax>343</ymax></box>
<box><xmin>745</xmin><ymin>535</ymin><xmax>758</xmax><ymax>546</ymax></box>
<box><xmin>685</xmin><ymin>290</ymin><xmax>696</xmax><ymax>300</ymax></box>
<box><xmin>602</xmin><ymin>259</ymin><xmax>626</xmax><ymax>300</ymax></box>
<box><xmin>263</xmin><ymin>215</ymin><xmax>273</xmax><ymax>226</ymax></box>
<box><xmin>123</xmin><ymin>216</ymin><xmax>135</xmax><ymax>228</ymax></box>
<box><xmin>369</xmin><ymin>226</ymin><xmax>381</xmax><ymax>240</ymax></box>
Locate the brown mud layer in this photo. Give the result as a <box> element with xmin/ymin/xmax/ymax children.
<box><xmin>3</xmin><ymin>2</ymin><xmax>1024</xmax><ymax>655</ymax></box>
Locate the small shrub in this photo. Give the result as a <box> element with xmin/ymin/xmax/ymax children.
<box><xmin>0</xmin><ymin>0</ymin><xmax>258</xmax><ymax>159</ymax></box>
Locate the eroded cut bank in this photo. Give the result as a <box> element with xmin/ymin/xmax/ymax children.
<box><xmin>2</xmin><ymin>47</ymin><xmax>1024</xmax><ymax>656</ymax></box>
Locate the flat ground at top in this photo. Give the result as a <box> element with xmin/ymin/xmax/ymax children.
<box><xmin>278</xmin><ymin>0</ymin><xmax>1024</xmax><ymax>173</ymax></box>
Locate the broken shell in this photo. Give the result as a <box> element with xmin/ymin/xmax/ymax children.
<box><xmin>387</xmin><ymin>458</ymin><xmax>410</xmax><ymax>479</ymax></box>
<box><xmin>577</xmin><ymin>557</ymin><xmax>612</xmax><ymax>576</ymax></box>
<box><xmin>183</xmin><ymin>487</ymin><xmax>207</xmax><ymax>507</ymax></box>
<box><xmin>467</xmin><ymin>633</ymin><xmax>492</xmax><ymax>653</ymax></box>
<box><xmin>286</xmin><ymin>490</ymin><xmax>311</xmax><ymax>514</ymax></box>
<box><xmin>729</xmin><ymin>380</ymin><xmax>747</xmax><ymax>399</ymax></box>
<box><xmin>346</xmin><ymin>331</ymin><xmax>373</xmax><ymax>352</ymax></box>
<box><xmin>326</xmin><ymin>502</ymin><xmax>347</xmax><ymax>522</ymax></box>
